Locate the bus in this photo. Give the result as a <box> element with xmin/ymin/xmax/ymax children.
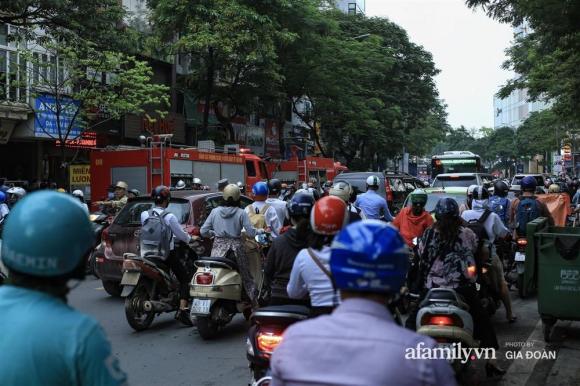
<box><xmin>431</xmin><ymin>151</ymin><xmax>482</xmax><ymax>179</ymax></box>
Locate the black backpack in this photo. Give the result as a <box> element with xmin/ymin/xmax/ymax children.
<box><xmin>466</xmin><ymin>209</ymin><xmax>492</xmax><ymax>248</ymax></box>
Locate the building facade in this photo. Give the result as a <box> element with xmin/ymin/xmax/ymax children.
<box><xmin>336</xmin><ymin>0</ymin><xmax>366</xmax><ymax>15</ymax></box>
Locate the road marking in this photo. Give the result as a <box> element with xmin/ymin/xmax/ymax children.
<box><xmin>498</xmin><ymin>319</ymin><xmax>546</xmax><ymax>386</ymax></box>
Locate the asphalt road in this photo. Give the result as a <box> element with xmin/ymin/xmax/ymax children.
<box><xmin>70</xmin><ymin>277</ymin><xmax>580</xmax><ymax>386</ymax></box>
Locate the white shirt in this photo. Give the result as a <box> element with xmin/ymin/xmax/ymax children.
<box><xmin>0</xmin><ymin>203</ymin><xmax>9</xmax><ymax>221</ymax></box>
<box><xmin>266</xmin><ymin>197</ymin><xmax>287</xmax><ymax>225</ymax></box>
<box><xmin>462</xmin><ymin>208</ymin><xmax>509</xmax><ymax>244</ymax></box>
<box><xmin>245</xmin><ymin>200</ymin><xmax>282</xmax><ymax>237</ymax></box>
<box><xmin>140</xmin><ymin>207</ymin><xmax>191</xmax><ymax>250</ymax></box>
<box><xmin>287</xmin><ymin>246</ymin><xmax>338</xmax><ymax>307</ymax></box>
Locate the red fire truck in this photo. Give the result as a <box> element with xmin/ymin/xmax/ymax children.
<box><xmin>268</xmin><ymin>156</ymin><xmax>347</xmax><ymax>185</ymax></box>
<box><xmin>90</xmin><ymin>138</ymin><xmax>269</xmax><ymax>202</ymax></box>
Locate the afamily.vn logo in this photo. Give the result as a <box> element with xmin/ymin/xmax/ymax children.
<box><xmin>405</xmin><ymin>342</ymin><xmax>496</xmax><ymax>364</ymax></box>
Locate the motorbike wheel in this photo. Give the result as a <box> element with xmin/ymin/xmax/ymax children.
<box><xmin>102</xmin><ymin>280</ymin><xmax>122</xmax><ymax>297</ymax></box>
<box><xmin>197</xmin><ymin>316</ymin><xmax>218</xmax><ymax>340</ymax></box>
<box><xmin>125</xmin><ymin>283</ymin><xmax>156</xmax><ymax>331</ymax></box>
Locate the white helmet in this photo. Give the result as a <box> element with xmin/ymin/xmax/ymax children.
<box><xmin>329</xmin><ymin>181</ymin><xmax>351</xmax><ymax>203</ymax></box>
<box><xmin>366</xmin><ymin>175</ymin><xmax>380</xmax><ymax>187</ymax></box>
<box><xmin>176</xmin><ymin>180</ymin><xmax>186</xmax><ymax>190</ymax></box>
<box><xmin>223</xmin><ymin>184</ymin><xmax>241</xmax><ymax>202</ymax></box>
<box><xmin>193</xmin><ymin>177</ymin><xmax>201</xmax><ymax>184</ymax></box>
<box><xmin>72</xmin><ymin>189</ymin><xmax>84</xmax><ymax>198</ymax></box>
<box><xmin>7</xmin><ymin>187</ymin><xmax>26</xmax><ymax>197</ymax></box>
<box><xmin>295</xmin><ymin>188</ymin><xmax>314</xmax><ymax>198</ymax></box>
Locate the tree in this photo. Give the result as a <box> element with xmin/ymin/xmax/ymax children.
<box><xmin>465</xmin><ymin>0</ymin><xmax>580</xmax><ymax>124</ymax></box>
<box><xmin>16</xmin><ymin>39</ymin><xmax>169</xmax><ymax>186</ymax></box>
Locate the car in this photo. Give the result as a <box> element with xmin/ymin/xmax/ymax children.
<box><xmin>431</xmin><ymin>173</ymin><xmax>495</xmax><ymax>189</ymax></box>
<box><xmin>402</xmin><ymin>187</ymin><xmax>468</xmax><ymax>215</ymax></box>
<box><xmin>510</xmin><ymin>174</ymin><xmax>548</xmax><ymax>193</ymax></box>
<box><xmin>94</xmin><ymin>191</ymin><xmax>253</xmax><ymax>297</ymax></box>
<box><xmin>335</xmin><ymin>171</ymin><xmax>426</xmax><ymax>213</ymax></box>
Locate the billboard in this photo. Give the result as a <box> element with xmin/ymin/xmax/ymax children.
<box><xmin>34</xmin><ymin>94</ymin><xmax>83</xmax><ymax>139</ymax></box>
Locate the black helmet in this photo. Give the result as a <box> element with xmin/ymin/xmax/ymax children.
<box><xmin>493</xmin><ymin>180</ymin><xmax>509</xmax><ymax>197</ymax></box>
<box><xmin>268</xmin><ymin>179</ymin><xmax>282</xmax><ymax>195</ymax></box>
<box><xmin>434</xmin><ymin>198</ymin><xmax>459</xmax><ymax>221</ymax></box>
<box><xmin>151</xmin><ymin>185</ymin><xmax>171</xmax><ymax>204</ymax></box>
<box><xmin>472</xmin><ymin>186</ymin><xmax>490</xmax><ymax>200</ymax></box>
<box><xmin>287</xmin><ymin>192</ymin><xmax>315</xmax><ymax>218</ymax></box>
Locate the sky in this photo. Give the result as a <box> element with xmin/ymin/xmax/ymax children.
<box><xmin>366</xmin><ymin>0</ymin><xmax>514</xmax><ymax>129</ymax></box>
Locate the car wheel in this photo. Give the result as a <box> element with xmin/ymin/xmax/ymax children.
<box><xmin>102</xmin><ymin>280</ymin><xmax>122</xmax><ymax>297</ymax></box>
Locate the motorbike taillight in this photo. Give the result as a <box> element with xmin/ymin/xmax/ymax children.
<box><xmin>517</xmin><ymin>238</ymin><xmax>527</xmax><ymax>250</ymax></box>
<box><xmin>257</xmin><ymin>329</ymin><xmax>284</xmax><ymax>355</ymax></box>
<box><xmin>421</xmin><ymin>314</ymin><xmax>463</xmax><ymax>328</ymax></box>
<box><xmin>195</xmin><ymin>272</ymin><xmax>214</xmax><ymax>285</ymax></box>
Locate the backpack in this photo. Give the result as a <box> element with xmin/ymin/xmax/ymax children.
<box><xmin>466</xmin><ymin>210</ymin><xmax>492</xmax><ymax>268</ymax></box>
<box><xmin>247</xmin><ymin>204</ymin><xmax>270</xmax><ymax>229</ymax></box>
<box><xmin>489</xmin><ymin>196</ymin><xmax>509</xmax><ymax>226</ymax></box>
<box><xmin>516</xmin><ymin>197</ymin><xmax>539</xmax><ymax>236</ymax></box>
<box><xmin>139</xmin><ymin>209</ymin><xmax>172</xmax><ymax>259</ymax></box>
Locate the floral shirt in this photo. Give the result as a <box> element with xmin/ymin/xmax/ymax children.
<box><xmin>418</xmin><ymin>226</ymin><xmax>478</xmax><ymax>289</ymax></box>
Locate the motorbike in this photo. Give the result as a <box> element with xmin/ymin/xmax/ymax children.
<box><xmin>246</xmin><ymin>305</ymin><xmax>310</xmax><ymax>384</ymax></box>
<box><xmin>477</xmin><ymin>261</ymin><xmax>502</xmax><ymax>316</ymax></box>
<box><xmin>87</xmin><ymin>211</ymin><xmax>111</xmax><ymax>277</ymax></box>
<box><xmin>190</xmin><ymin>237</ymin><xmax>264</xmax><ymax>340</ymax></box>
<box><xmin>415</xmin><ymin>288</ymin><xmax>477</xmax><ymax>373</ymax></box>
<box><xmin>120</xmin><ymin>242</ymin><xmax>195</xmax><ymax>331</ymax></box>
<box><xmin>513</xmin><ymin>237</ymin><xmax>528</xmax><ymax>298</ymax></box>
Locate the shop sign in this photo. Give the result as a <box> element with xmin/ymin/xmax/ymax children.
<box><xmin>143</xmin><ymin>115</ymin><xmax>176</xmax><ymax>135</ymax></box>
<box><xmin>34</xmin><ymin>94</ymin><xmax>83</xmax><ymax>138</ymax></box>
<box><xmin>56</xmin><ymin>131</ymin><xmax>97</xmax><ymax>149</ymax></box>
<box><xmin>70</xmin><ymin>164</ymin><xmax>91</xmax><ymax>186</ymax></box>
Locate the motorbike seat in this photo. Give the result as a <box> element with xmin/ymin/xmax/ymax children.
<box><xmin>251</xmin><ymin>305</ymin><xmax>310</xmax><ymax>325</ymax></box>
<box><xmin>420</xmin><ymin>289</ymin><xmax>470</xmax><ymax>311</ymax></box>
<box><xmin>198</xmin><ymin>256</ymin><xmax>238</xmax><ymax>271</ymax></box>
<box><xmin>142</xmin><ymin>256</ymin><xmax>170</xmax><ymax>272</ymax></box>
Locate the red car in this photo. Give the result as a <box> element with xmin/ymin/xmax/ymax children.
<box><xmin>94</xmin><ymin>192</ymin><xmax>253</xmax><ymax>297</ymax></box>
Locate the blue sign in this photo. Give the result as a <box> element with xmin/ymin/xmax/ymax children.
<box><xmin>34</xmin><ymin>94</ymin><xmax>82</xmax><ymax>138</ymax></box>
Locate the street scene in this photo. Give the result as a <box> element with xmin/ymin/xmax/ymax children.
<box><xmin>1</xmin><ymin>0</ymin><xmax>580</xmax><ymax>386</ymax></box>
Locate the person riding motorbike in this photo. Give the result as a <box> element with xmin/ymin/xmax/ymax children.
<box><xmin>246</xmin><ymin>181</ymin><xmax>282</xmax><ymax>237</ymax></box>
<box><xmin>140</xmin><ymin>186</ymin><xmax>196</xmax><ymax>326</ymax></box>
<box><xmin>354</xmin><ymin>175</ymin><xmax>393</xmax><ymax>221</ymax></box>
<box><xmin>175</xmin><ymin>180</ymin><xmax>186</xmax><ymax>190</ymax></box>
<box><xmin>392</xmin><ymin>189</ymin><xmax>434</xmax><ymax>248</ymax></box>
<box><xmin>95</xmin><ymin>181</ymin><xmax>129</xmax><ymax>214</ymax></box>
<box><xmin>489</xmin><ymin>180</ymin><xmax>511</xmax><ymax>227</ymax></box>
<box><xmin>236</xmin><ymin>181</ymin><xmax>246</xmax><ymax>195</ymax></box>
<box><xmin>266</xmin><ymin>179</ymin><xmax>289</xmax><ymax>226</ymax></box>
<box><xmin>264</xmin><ymin>193</ymin><xmax>315</xmax><ymax>306</ymax></box>
<box><xmin>192</xmin><ymin>178</ymin><xmax>203</xmax><ymax>191</ymax></box>
<box><xmin>407</xmin><ymin>197</ymin><xmax>504</xmax><ymax>377</ymax></box>
<box><xmin>271</xmin><ymin>221</ymin><xmax>456</xmax><ymax>386</ymax></box>
<box><xmin>127</xmin><ymin>189</ymin><xmax>141</xmax><ymax>199</ymax></box>
<box><xmin>200</xmin><ymin>184</ymin><xmax>262</xmax><ymax>307</ymax></box>
<box><xmin>217</xmin><ymin>178</ymin><xmax>229</xmax><ymax>192</ymax></box>
<box><xmin>72</xmin><ymin>190</ymin><xmax>90</xmax><ymax>215</ymax></box>
<box><xmin>287</xmin><ymin>196</ymin><xmax>348</xmax><ymax>317</ymax></box>
<box><xmin>329</xmin><ymin>181</ymin><xmax>364</xmax><ymax>223</ymax></box>
<box><xmin>0</xmin><ymin>191</ymin><xmax>127</xmax><ymax>385</ymax></box>
<box><xmin>459</xmin><ymin>184</ymin><xmax>478</xmax><ymax>214</ymax></box>
<box><xmin>510</xmin><ymin>176</ymin><xmax>554</xmax><ymax>236</ymax></box>
<box><xmin>6</xmin><ymin>186</ymin><xmax>26</xmax><ymax>209</ymax></box>
<box><xmin>461</xmin><ymin>186</ymin><xmax>516</xmax><ymax>323</ymax></box>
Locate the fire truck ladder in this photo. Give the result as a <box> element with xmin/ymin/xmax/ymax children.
<box><xmin>297</xmin><ymin>159</ymin><xmax>307</xmax><ymax>183</ymax></box>
<box><xmin>148</xmin><ymin>135</ymin><xmax>171</xmax><ymax>190</ymax></box>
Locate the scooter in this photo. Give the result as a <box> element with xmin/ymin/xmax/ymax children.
<box><xmin>246</xmin><ymin>305</ymin><xmax>310</xmax><ymax>384</ymax></box>
<box><xmin>190</xmin><ymin>238</ymin><xmax>264</xmax><ymax>340</ymax></box>
<box><xmin>514</xmin><ymin>237</ymin><xmax>528</xmax><ymax>298</ymax></box>
<box><xmin>121</xmin><ymin>244</ymin><xmax>195</xmax><ymax>331</ymax></box>
<box><xmin>415</xmin><ymin>288</ymin><xmax>477</xmax><ymax>373</ymax></box>
<box><xmin>87</xmin><ymin>211</ymin><xmax>111</xmax><ymax>277</ymax></box>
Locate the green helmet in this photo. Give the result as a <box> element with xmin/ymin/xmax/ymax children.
<box><xmin>1</xmin><ymin>191</ymin><xmax>95</xmax><ymax>277</ymax></box>
<box><xmin>409</xmin><ymin>189</ymin><xmax>428</xmax><ymax>205</ymax></box>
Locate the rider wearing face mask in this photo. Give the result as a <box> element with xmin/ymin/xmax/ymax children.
<box><xmin>392</xmin><ymin>189</ymin><xmax>433</xmax><ymax>248</ymax></box>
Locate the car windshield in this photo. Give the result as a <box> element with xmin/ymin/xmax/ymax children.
<box><xmin>432</xmin><ymin>176</ymin><xmax>477</xmax><ymax>188</ymax></box>
<box><xmin>114</xmin><ymin>200</ymin><xmax>190</xmax><ymax>226</ymax></box>
<box><xmin>512</xmin><ymin>176</ymin><xmax>544</xmax><ymax>186</ymax></box>
<box><xmin>406</xmin><ymin>193</ymin><xmax>467</xmax><ymax>213</ymax></box>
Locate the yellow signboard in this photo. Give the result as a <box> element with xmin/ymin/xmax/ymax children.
<box><xmin>70</xmin><ymin>164</ymin><xmax>90</xmax><ymax>186</ymax></box>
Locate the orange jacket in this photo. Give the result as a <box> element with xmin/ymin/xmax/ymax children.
<box><xmin>392</xmin><ymin>207</ymin><xmax>434</xmax><ymax>247</ymax></box>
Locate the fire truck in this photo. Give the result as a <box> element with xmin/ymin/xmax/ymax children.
<box><xmin>268</xmin><ymin>155</ymin><xmax>347</xmax><ymax>186</ymax></box>
<box><xmin>90</xmin><ymin>136</ymin><xmax>269</xmax><ymax>202</ymax></box>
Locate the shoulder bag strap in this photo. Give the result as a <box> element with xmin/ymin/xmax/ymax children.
<box><xmin>307</xmin><ymin>248</ymin><xmax>339</xmax><ymax>308</ymax></box>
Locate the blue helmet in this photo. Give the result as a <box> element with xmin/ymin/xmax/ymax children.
<box><xmin>434</xmin><ymin>197</ymin><xmax>459</xmax><ymax>221</ymax></box>
<box><xmin>521</xmin><ymin>176</ymin><xmax>537</xmax><ymax>192</ymax></box>
<box><xmin>1</xmin><ymin>191</ymin><xmax>95</xmax><ymax>277</ymax></box>
<box><xmin>0</xmin><ymin>190</ymin><xmax>5</xmax><ymax>204</ymax></box>
<box><xmin>252</xmin><ymin>181</ymin><xmax>269</xmax><ymax>197</ymax></box>
<box><xmin>287</xmin><ymin>192</ymin><xmax>315</xmax><ymax>218</ymax></box>
<box><xmin>330</xmin><ymin>221</ymin><xmax>409</xmax><ymax>294</ymax></box>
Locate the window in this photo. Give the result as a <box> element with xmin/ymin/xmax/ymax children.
<box><xmin>0</xmin><ymin>24</ymin><xmax>7</xmax><ymax>46</ymax></box>
<box><xmin>246</xmin><ymin>160</ymin><xmax>256</xmax><ymax>177</ymax></box>
<box><xmin>114</xmin><ymin>199</ymin><xmax>190</xmax><ymax>226</ymax></box>
<box><xmin>348</xmin><ymin>3</ymin><xmax>357</xmax><ymax>14</ymax></box>
<box><xmin>259</xmin><ymin>162</ymin><xmax>269</xmax><ymax>179</ymax></box>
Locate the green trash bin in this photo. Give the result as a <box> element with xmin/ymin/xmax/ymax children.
<box><xmin>534</xmin><ymin>225</ymin><xmax>580</xmax><ymax>342</ymax></box>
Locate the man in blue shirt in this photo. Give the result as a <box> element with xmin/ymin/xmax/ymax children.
<box><xmin>270</xmin><ymin>221</ymin><xmax>456</xmax><ymax>386</ymax></box>
<box><xmin>0</xmin><ymin>191</ymin><xmax>127</xmax><ymax>386</ymax></box>
<box><xmin>354</xmin><ymin>175</ymin><xmax>393</xmax><ymax>221</ymax></box>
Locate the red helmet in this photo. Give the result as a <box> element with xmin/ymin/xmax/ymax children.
<box><xmin>310</xmin><ymin>196</ymin><xmax>348</xmax><ymax>235</ymax></box>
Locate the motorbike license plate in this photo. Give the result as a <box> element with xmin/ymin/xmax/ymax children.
<box><xmin>514</xmin><ymin>252</ymin><xmax>526</xmax><ymax>262</ymax></box>
<box><xmin>191</xmin><ymin>299</ymin><xmax>211</xmax><ymax>315</ymax></box>
<box><xmin>120</xmin><ymin>272</ymin><xmax>140</xmax><ymax>286</ymax></box>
